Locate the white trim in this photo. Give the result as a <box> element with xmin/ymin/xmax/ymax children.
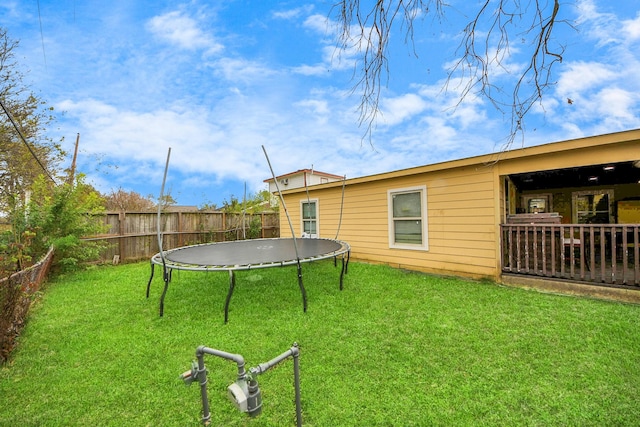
<box><xmin>387</xmin><ymin>185</ymin><xmax>428</xmax><ymax>251</ymax></box>
<box><xmin>300</xmin><ymin>198</ymin><xmax>319</xmax><ymax>237</ymax></box>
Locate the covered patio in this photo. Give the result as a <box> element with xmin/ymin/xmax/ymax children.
<box><xmin>501</xmin><ymin>160</ymin><xmax>640</xmax><ymax>288</ymax></box>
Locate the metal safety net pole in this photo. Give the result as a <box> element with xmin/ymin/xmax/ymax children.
<box><xmin>335</xmin><ymin>174</ymin><xmax>346</xmax><ymax>240</ymax></box>
<box><xmin>261</xmin><ymin>145</ymin><xmax>307</xmax><ymax>311</ymax></box>
<box><xmin>157</xmin><ymin>147</ymin><xmax>172</xmax><ymax>316</ymax></box>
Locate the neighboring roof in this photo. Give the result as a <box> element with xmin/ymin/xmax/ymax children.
<box><xmin>263</xmin><ymin>168</ymin><xmax>344</xmax><ymax>183</ymax></box>
<box><xmin>282</xmin><ymin>128</ymin><xmax>640</xmax><ymax>192</ymax></box>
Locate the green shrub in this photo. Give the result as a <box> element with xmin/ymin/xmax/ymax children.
<box><xmin>21</xmin><ymin>174</ymin><xmax>107</xmax><ymax>272</ymax></box>
<box><xmin>248</xmin><ymin>216</ymin><xmax>262</xmax><ymax>239</ymax></box>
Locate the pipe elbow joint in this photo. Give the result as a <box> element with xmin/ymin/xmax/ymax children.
<box><xmin>290</xmin><ymin>343</ymin><xmax>300</xmax><ymax>357</ymax></box>
<box><xmin>196</xmin><ymin>345</ymin><xmax>207</xmax><ymax>357</ymax></box>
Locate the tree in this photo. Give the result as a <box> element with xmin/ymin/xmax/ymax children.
<box><xmin>221</xmin><ymin>190</ymin><xmax>273</xmax><ymax>214</ymax></box>
<box><xmin>0</xmin><ymin>28</ymin><xmax>63</xmax><ymax>215</ymax></box>
<box><xmin>24</xmin><ymin>174</ymin><xmax>107</xmax><ymax>272</ymax></box>
<box><xmin>0</xmin><ymin>28</ymin><xmax>107</xmax><ymax>273</ymax></box>
<box><xmin>221</xmin><ymin>191</ymin><xmax>273</xmax><ymax>240</ymax></box>
<box><xmin>103</xmin><ymin>187</ymin><xmax>156</xmax><ymax>212</ymax></box>
<box><xmin>333</xmin><ymin>0</ymin><xmax>566</xmax><ymax>145</ymax></box>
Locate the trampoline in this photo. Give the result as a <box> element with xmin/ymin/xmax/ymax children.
<box><xmin>147</xmin><ymin>237</ymin><xmax>350</xmax><ymax>322</ymax></box>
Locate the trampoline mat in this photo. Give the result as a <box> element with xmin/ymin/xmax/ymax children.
<box><xmin>161</xmin><ymin>238</ymin><xmax>346</xmax><ymax>268</ymax></box>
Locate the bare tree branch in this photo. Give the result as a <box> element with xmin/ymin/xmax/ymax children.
<box><xmin>333</xmin><ymin>0</ymin><xmax>569</xmax><ymax>148</ymax></box>
<box><xmin>333</xmin><ymin>1</ymin><xmax>445</xmax><ymax>142</ymax></box>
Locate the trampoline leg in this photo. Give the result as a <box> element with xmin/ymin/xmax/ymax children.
<box><xmin>146</xmin><ymin>262</ymin><xmax>155</xmax><ymax>298</ymax></box>
<box><xmin>296</xmin><ymin>262</ymin><xmax>307</xmax><ymax>313</ymax></box>
<box><xmin>224</xmin><ymin>271</ymin><xmax>236</xmax><ymax>324</ymax></box>
<box><xmin>339</xmin><ymin>251</ymin><xmax>350</xmax><ymax>291</ymax></box>
<box><xmin>346</xmin><ymin>250</ymin><xmax>350</xmax><ymax>274</ymax></box>
<box><xmin>159</xmin><ymin>266</ymin><xmax>171</xmax><ymax>317</ymax></box>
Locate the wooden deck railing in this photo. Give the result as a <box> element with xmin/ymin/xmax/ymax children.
<box><xmin>501</xmin><ymin>224</ymin><xmax>640</xmax><ymax>287</ymax></box>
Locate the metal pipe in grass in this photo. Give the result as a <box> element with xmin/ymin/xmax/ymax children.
<box><xmin>196</xmin><ymin>345</ymin><xmax>247</xmax><ymax>381</ymax></box>
<box><xmin>180</xmin><ymin>343</ymin><xmax>301</xmax><ymax>426</ymax></box>
<box><xmin>187</xmin><ymin>346</ymin><xmax>247</xmax><ymax>425</ymax></box>
<box><xmin>249</xmin><ymin>343</ymin><xmax>301</xmax><ymax>427</ymax></box>
<box><xmin>293</xmin><ymin>346</ymin><xmax>302</xmax><ymax>427</ymax></box>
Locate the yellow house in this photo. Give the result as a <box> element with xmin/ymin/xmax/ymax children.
<box><xmin>277</xmin><ymin>129</ymin><xmax>640</xmax><ymax>302</ymax></box>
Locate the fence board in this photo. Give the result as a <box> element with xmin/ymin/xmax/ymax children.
<box><xmin>86</xmin><ymin>211</ymin><xmax>279</xmax><ymax>263</ymax></box>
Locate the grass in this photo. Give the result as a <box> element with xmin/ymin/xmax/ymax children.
<box><xmin>1</xmin><ymin>260</ymin><xmax>639</xmax><ymax>426</ymax></box>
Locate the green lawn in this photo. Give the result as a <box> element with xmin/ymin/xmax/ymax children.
<box><xmin>1</xmin><ymin>260</ymin><xmax>639</xmax><ymax>426</ymax></box>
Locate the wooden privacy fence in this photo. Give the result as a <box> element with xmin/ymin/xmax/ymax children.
<box><xmin>84</xmin><ymin>211</ymin><xmax>280</xmax><ymax>264</ymax></box>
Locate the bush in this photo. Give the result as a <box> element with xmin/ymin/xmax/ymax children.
<box><xmin>248</xmin><ymin>216</ymin><xmax>262</xmax><ymax>239</ymax></box>
<box><xmin>18</xmin><ymin>174</ymin><xmax>107</xmax><ymax>273</ymax></box>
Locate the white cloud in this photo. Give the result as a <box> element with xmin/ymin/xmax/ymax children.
<box><xmin>575</xmin><ymin>0</ymin><xmax>620</xmax><ymax>46</ymax></box>
<box><xmin>291</xmin><ymin>63</ymin><xmax>329</xmax><ymax>76</ymax></box>
<box><xmin>593</xmin><ymin>87</ymin><xmax>637</xmax><ymax>120</ymax></box>
<box><xmin>146</xmin><ymin>10</ymin><xmax>223</xmax><ymax>53</ymax></box>
<box><xmin>294</xmin><ymin>99</ymin><xmax>330</xmax><ymax>116</ymax></box>
<box><xmin>449</xmin><ymin>101</ymin><xmax>488</xmax><ymax>129</ymax></box>
<box><xmin>282</xmin><ymin>12</ymin><xmax>361</xmax><ymax>81</ymax></box>
<box><xmin>303</xmin><ymin>14</ymin><xmax>331</xmax><ymax>34</ymax></box>
<box><xmin>53</xmin><ymin>85</ymin><xmax>360</xmax><ymax>198</ymax></box>
<box><xmin>273</xmin><ymin>6</ymin><xmax>314</xmax><ymax>20</ymax></box>
<box><xmin>538</xmin><ymin>2</ymin><xmax>640</xmax><ymax>135</ymax></box>
<box><xmin>554</xmin><ymin>61</ymin><xmax>616</xmax><ymax>97</ymax></box>
<box><xmin>210</xmin><ymin>57</ymin><xmax>278</xmax><ymax>83</ymax></box>
<box><xmin>379</xmin><ymin>93</ymin><xmax>428</xmax><ymax>126</ymax></box>
<box><xmin>622</xmin><ymin>13</ymin><xmax>640</xmax><ymax>41</ymax></box>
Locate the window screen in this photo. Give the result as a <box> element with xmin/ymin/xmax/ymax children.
<box><xmin>302</xmin><ymin>201</ymin><xmax>317</xmax><ymax>235</ymax></box>
<box><xmin>390</xmin><ymin>189</ymin><xmax>426</xmax><ymax>247</ymax></box>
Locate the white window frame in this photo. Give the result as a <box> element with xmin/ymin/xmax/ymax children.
<box><xmin>388</xmin><ymin>185</ymin><xmax>428</xmax><ymax>250</ymax></box>
<box><xmin>301</xmin><ymin>198</ymin><xmax>319</xmax><ymax>237</ymax></box>
<box><xmin>571</xmin><ymin>189</ymin><xmax>614</xmax><ymax>224</ymax></box>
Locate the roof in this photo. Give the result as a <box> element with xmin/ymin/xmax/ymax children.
<box><xmin>281</xmin><ymin>128</ymin><xmax>640</xmax><ymax>192</ymax></box>
<box><xmin>263</xmin><ymin>168</ymin><xmax>344</xmax><ymax>183</ymax></box>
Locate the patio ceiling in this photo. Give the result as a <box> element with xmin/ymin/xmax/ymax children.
<box><xmin>510</xmin><ymin>161</ymin><xmax>640</xmax><ymax>191</ymax></box>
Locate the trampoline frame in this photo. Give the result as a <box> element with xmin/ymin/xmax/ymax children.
<box><xmin>146</xmin><ymin>237</ymin><xmax>350</xmax><ymax>322</ymax></box>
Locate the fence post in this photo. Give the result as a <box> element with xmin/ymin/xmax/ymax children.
<box><xmin>118</xmin><ymin>211</ymin><xmax>126</xmax><ymax>261</ymax></box>
<box><xmin>178</xmin><ymin>211</ymin><xmax>183</xmax><ymax>247</ymax></box>
<box><xmin>222</xmin><ymin>212</ymin><xmax>226</xmax><ymax>242</ymax></box>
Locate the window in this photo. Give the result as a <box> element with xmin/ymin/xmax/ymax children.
<box><xmin>572</xmin><ymin>190</ymin><xmax>613</xmax><ymax>223</ymax></box>
<box><xmin>301</xmin><ymin>199</ymin><xmax>318</xmax><ymax>237</ymax></box>
<box><xmin>388</xmin><ymin>186</ymin><xmax>428</xmax><ymax>250</ymax></box>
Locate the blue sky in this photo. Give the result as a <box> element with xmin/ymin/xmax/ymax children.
<box><xmin>2</xmin><ymin>1</ymin><xmax>640</xmax><ymax>207</ymax></box>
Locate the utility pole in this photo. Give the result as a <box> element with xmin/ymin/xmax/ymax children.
<box><xmin>68</xmin><ymin>133</ymin><xmax>80</xmax><ymax>185</ymax></box>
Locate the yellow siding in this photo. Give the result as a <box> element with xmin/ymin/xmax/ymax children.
<box><xmin>280</xmin><ymin>130</ymin><xmax>640</xmax><ymax>281</ymax></box>
<box><xmin>282</xmin><ymin>163</ymin><xmax>497</xmax><ymax>279</ymax></box>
